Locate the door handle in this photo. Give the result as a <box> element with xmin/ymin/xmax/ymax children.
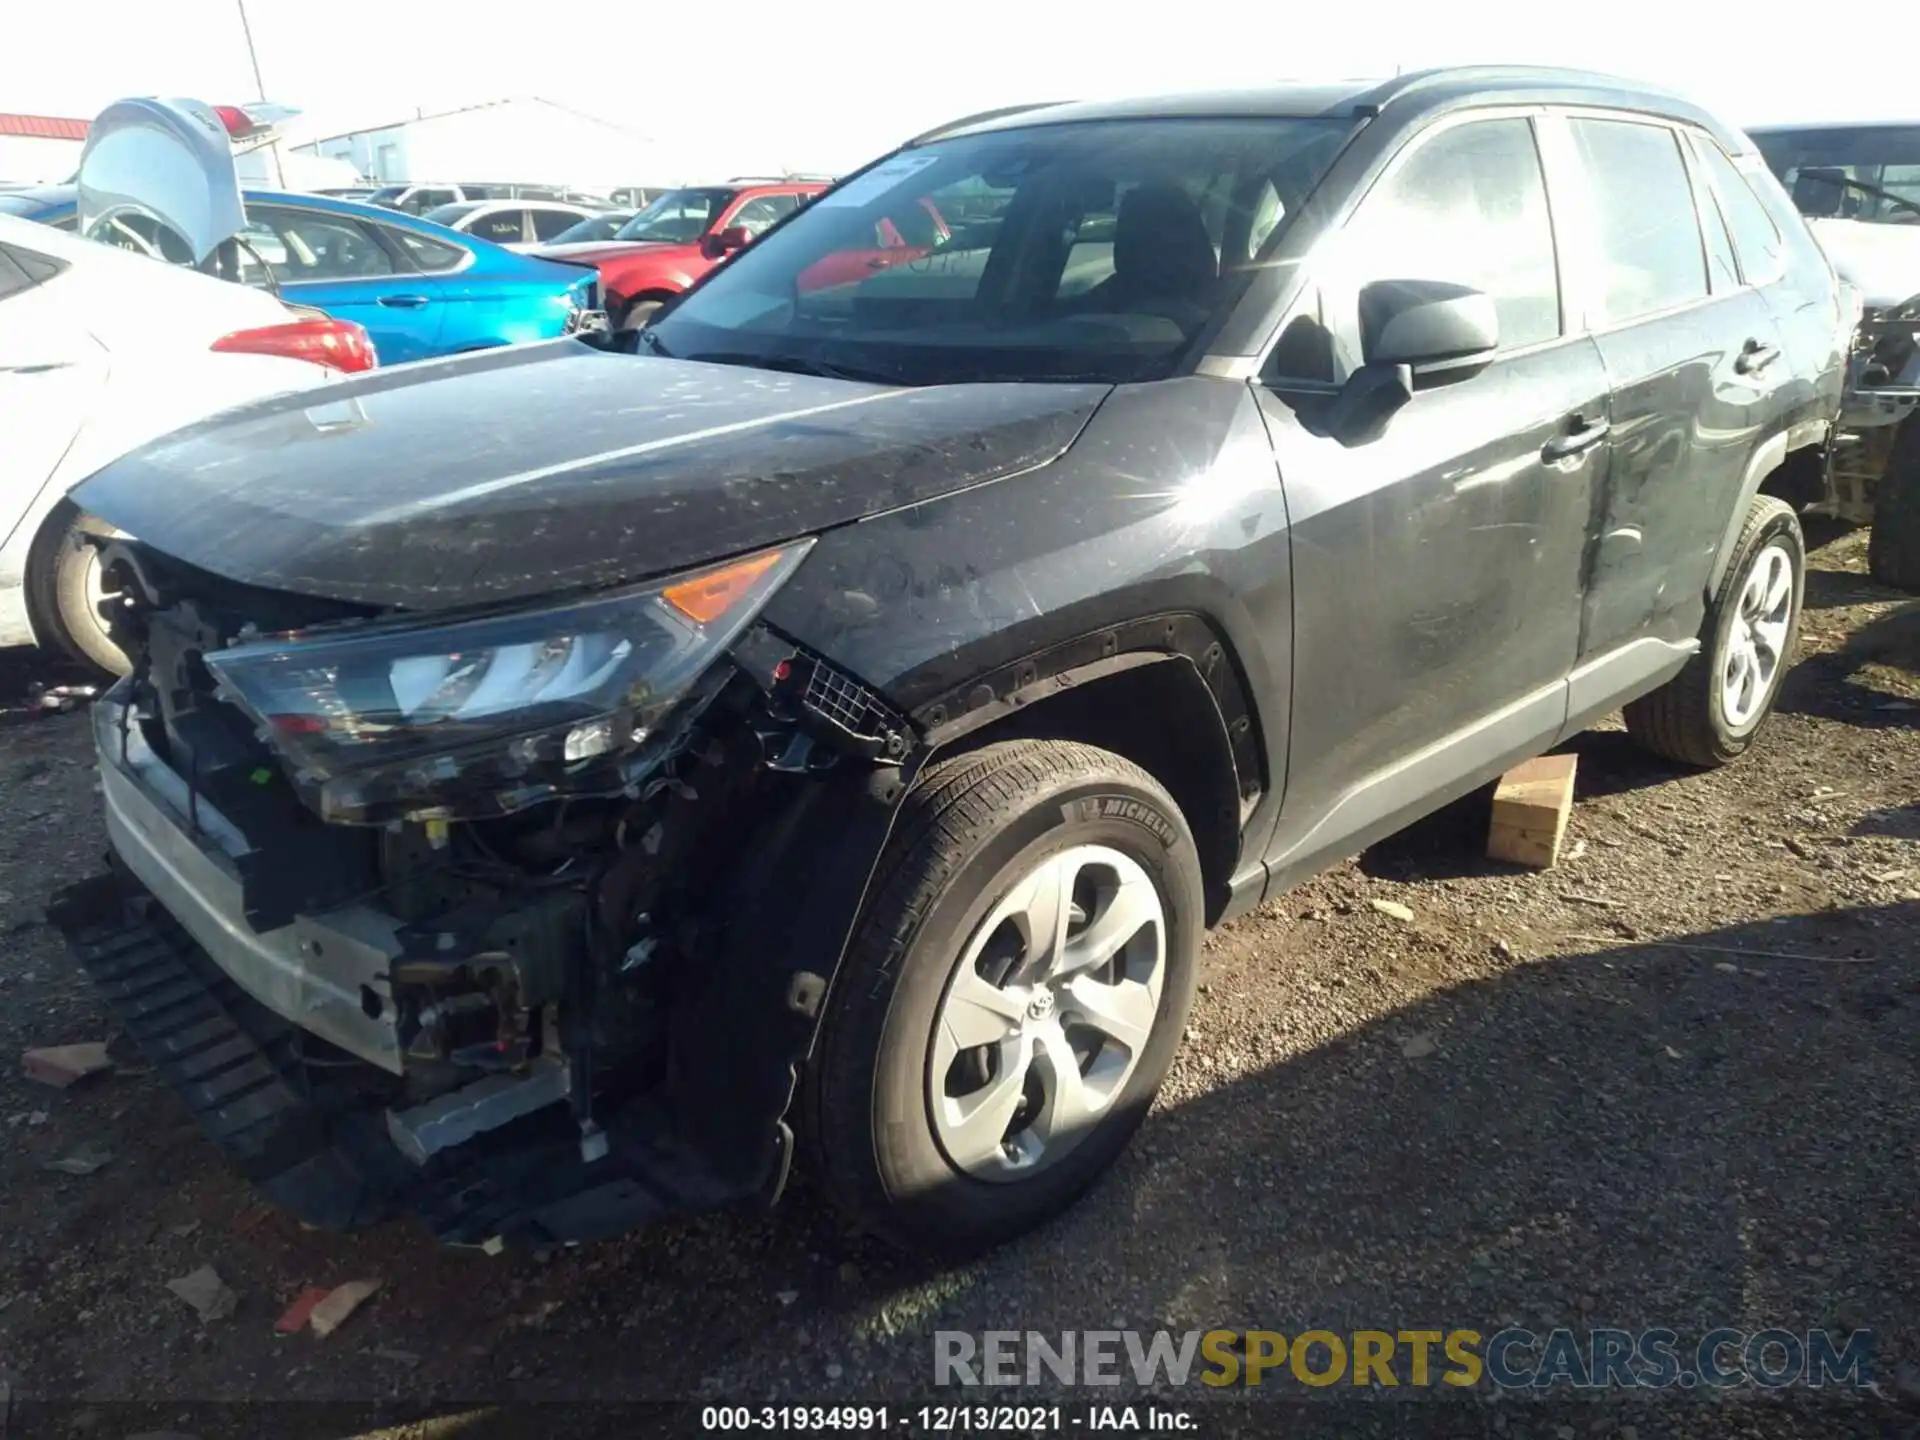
<box><xmin>1543</xmin><ymin>415</ymin><xmax>1610</xmax><ymax>461</ymax></box>
<box><xmin>377</xmin><ymin>294</ymin><xmax>431</xmax><ymax>308</ymax></box>
<box><xmin>1735</xmin><ymin>338</ymin><xmax>1781</xmax><ymax>375</ymax></box>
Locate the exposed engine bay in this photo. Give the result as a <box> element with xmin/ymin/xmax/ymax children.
<box><xmin>56</xmin><ymin>533</ymin><xmax>914</xmax><ymax>1245</ymax></box>
<box><xmin>1824</xmin><ymin>294</ymin><xmax>1920</xmax><ymax>523</ymax></box>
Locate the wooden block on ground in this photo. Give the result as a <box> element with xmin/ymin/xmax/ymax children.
<box><xmin>1488</xmin><ymin>753</ymin><xmax>1577</xmax><ymax>868</ymax></box>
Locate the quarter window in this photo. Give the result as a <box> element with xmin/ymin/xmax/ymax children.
<box><xmin>1692</xmin><ymin>137</ymin><xmax>1786</xmax><ymax>285</ymax></box>
<box><xmin>392</xmin><ymin>228</ymin><xmax>466</xmax><ymax>272</ymax></box>
<box><xmin>469</xmin><ymin>209</ymin><xmax>527</xmax><ymax>243</ymax></box>
<box><xmin>1568</xmin><ymin>119</ymin><xmax>1709</xmax><ymax>325</ymax></box>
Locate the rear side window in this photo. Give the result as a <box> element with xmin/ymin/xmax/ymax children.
<box><xmin>239</xmin><ymin>206</ymin><xmax>396</xmax><ymax>283</ymax></box>
<box><xmin>391</xmin><ymin>228</ymin><xmax>467</xmax><ymax>272</ymax></box>
<box><xmin>1568</xmin><ymin>119</ymin><xmax>1708</xmax><ymax>325</ymax></box>
<box><xmin>1691</xmin><ymin>137</ymin><xmax>1786</xmax><ymax>285</ymax></box>
<box><xmin>469</xmin><ymin>209</ymin><xmax>527</xmax><ymax>243</ymax></box>
<box><xmin>529</xmin><ymin>207</ymin><xmax>582</xmax><ymax>241</ymax></box>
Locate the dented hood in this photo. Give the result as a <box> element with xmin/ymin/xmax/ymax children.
<box><xmin>70</xmin><ymin>340</ymin><xmax>1108</xmax><ymax>610</ymax></box>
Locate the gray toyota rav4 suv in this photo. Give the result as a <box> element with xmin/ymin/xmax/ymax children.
<box><xmin>51</xmin><ymin>68</ymin><xmax>1846</xmax><ymax>1258</ymax></box>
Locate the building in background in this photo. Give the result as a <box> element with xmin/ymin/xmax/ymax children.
<box><xmin>0</xmin><ymin>114</ymin><xmax>87</xmax><ymax>183</ymax></box>
<box><xmin>292</xmin><ymin>97</ymin><xmax>672</xmax><ymax>192</ymax></box>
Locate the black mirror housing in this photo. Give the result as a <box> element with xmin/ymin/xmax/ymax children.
<box><xmin>1360</xmin><ymin>278</ymin><xmax>1499</xmax><ymax>380</ymax></box>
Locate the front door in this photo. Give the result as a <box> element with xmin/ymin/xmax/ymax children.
<box><xmin>1253</xmin><ymin>113</ymin><xmax>1608</xmax><ymax>874</ymax></box>
<box><xmin>1550</xmin><ymin>115</ymin><xmax>1792</xmax><ymax>664</ymax></box>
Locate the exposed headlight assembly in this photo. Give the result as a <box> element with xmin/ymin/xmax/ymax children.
<box><xmin>204</xmin><ymin>542</ymin><xmax>812</xmax><ymax>824</ymax></box>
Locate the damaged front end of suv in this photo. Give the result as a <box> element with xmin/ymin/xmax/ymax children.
<box><xmin>49</xmin><ymin>486</ymin><xmax>924</xmax><ymax>1248</ymax></box>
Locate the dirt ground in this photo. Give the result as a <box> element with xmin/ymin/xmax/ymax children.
<box><xmin>1</xmin><ymin>524</ymin><xmax>1918</xmax><ymax>1439</ymax></box>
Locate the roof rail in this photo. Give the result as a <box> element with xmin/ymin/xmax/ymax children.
<box><xmin>724</xmin><ymin>173</ymin><xmax>837</xmax><ymax>184</ymax></box>
<box><xmin>905</xmin><ymin>101</ymin><xmax>1069</xmax><ymax>147</ymax></box>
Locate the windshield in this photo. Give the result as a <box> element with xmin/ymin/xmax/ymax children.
<box><xmin>1752</xmin><ymin>126</ymin><xmax>1920</xmax><ymax>225</ymax></box>
<box><xmin>651</xmin><ymin>117</ymin><xmax>1353</xmax><ymax>386</ymax></box>
<box><xmin>551</xmin><ymin>211</ymin><xmax>634</xmax><ymax>243</ymax></box>
<box><xmin>614</xmin><ymin>188</ymin><xmax>737</xmax><ymax>242</ymax></box>
<box><xmin>423</xmin><ymin>202</ymin><xmax>484</xmax><ymax>227</ymax></box>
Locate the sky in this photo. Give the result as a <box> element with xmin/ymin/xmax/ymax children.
<box><xmin>6</xmin><ymin>0</ymin><xmax>1911</xmax><ymax>177</ymax></box>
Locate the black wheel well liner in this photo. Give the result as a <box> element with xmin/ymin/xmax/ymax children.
<box><xmin>913</xmin><ymin>620</ymin><xmax>1258</xmax><ymax>926</ymax></box>
<box><xmin>667</xmin><ymin>614</ymin><xmax>1264</xmax><ymax>1193</ymax></box>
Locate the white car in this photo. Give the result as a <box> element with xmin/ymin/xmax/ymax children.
<box><xmin>419</xmin><ymin>199</ymin><xmax>610</xmax><ymax>252</ymax></box>
<box><xmin>0</xmin><ymin>100</ymin><xmax>378</xmax><ymax>674</ymax></box>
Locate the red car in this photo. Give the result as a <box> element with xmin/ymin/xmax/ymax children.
<box><xmin>536</xmin><ymin>180</ymin><xmax>828</xmax><ymax>331</ymax></box>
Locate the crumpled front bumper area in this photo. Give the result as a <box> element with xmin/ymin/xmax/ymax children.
<box><xmin>46</xmin><ymin>693</ymin><xmax>756</xmax><ymax>1247</ymax></box>
<box><xmin>51</xmin><ymin>870</ymin><xmax>751</xmax><ymax>1246</ymax></box>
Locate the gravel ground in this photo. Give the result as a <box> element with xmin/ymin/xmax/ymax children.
<box><xmin>0</xmin><ymin>525</ymin><xmax>1917</xmax><ymax>1439</ymax></box>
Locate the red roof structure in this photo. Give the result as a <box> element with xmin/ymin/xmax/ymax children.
<box><xmin>0</xmin><ymin>114</ymin><xmax>90</xmax><ymax>141</ymax></box>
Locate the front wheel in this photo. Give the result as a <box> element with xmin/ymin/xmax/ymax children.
<box><xmin>25</xmin><ymin>503</ymin><xmax>130</xmax><ymax>677</ymax></box>
<box><xmin>1625</xmin><ymin>494</ymin><xmax>1804</xmax><ymax>767</ymax></box>
<box><xmin>802</xmin><ymin>740</ymin><xmax>1202</xmax><ymax>1258</ymax></box>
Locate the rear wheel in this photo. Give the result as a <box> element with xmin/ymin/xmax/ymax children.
<box><xmin>25</xmin><ymin>502</ymin><xmax>130</xmax><ymax>677</ymax></box>
<box><xmin>1868</xmin><ymin>418</ymin><xmax>1920</xmax><ymax>591</ymax></box>
<box><xmin>802</xmin><ymin>740</ymin><xmax>1202</xmax><ymax>1258</ymax></box>
<box><xmin>1625</xmin><ymin>494</ymin><xmax>1803</xmax><ymax>767</ymax></box>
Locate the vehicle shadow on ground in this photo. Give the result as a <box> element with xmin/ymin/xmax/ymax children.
<box><xmin>776</xmin><ymin>898</ymin><xmax>1920</xmax><ymax>1426</ymax></box>
<box><xmin>1778</xmin><ymin>602</ymin><xmax>1920</xmax><ymax>731</ymax></box>
<box><xmin>311</xmin><ymin>903</ymin><xmax>1915</xmax><ymax>1416</ymax></box>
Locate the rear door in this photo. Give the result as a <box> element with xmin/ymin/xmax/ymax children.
<box><xmin>1689</xmin><ymin>133</ymin><xmax>1845</xmax><ymax>442</ymax></box>
<box><xmin>1548</xmin><ymin>113</ymin><xmax>1792</xmax><ymax>661</ymax></box>
<box><xmin>0</xmin><ymin>244</ymin><xmax>107</xmax><ymax>550</ymax></box>
<box><xmin>239</xmin><ymin>202</ymin><xmax>446</xmax><ymax>363</ymax></box>
<box><xmin>1254</xmin><ymin>113</ymin><xmax>1609</xmax><ymax>869</ymax></box>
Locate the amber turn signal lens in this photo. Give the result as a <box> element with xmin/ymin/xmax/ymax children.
<box><xmin>661</xmin><ymin>548</ymin><xmax>790</xmax><ymax>624</ymax></box>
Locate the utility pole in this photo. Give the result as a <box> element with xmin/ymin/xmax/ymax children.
<box><xmin>235</xmin><ymin>0</ymin><xmax>286</xmax><ymax>186</ymax></box>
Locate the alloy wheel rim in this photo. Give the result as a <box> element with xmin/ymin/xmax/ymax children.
<box><xmin>929</xmin><ymin>844</ymin><xmax>1166</xmax><ymax>1183</ymax></box>
<box><xmin>1719</xmin><ymin>540</ymin><xmax>1795</xmax><ymax>730</ymax></box>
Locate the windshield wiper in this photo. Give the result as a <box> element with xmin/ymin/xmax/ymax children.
<box><xmin>679</xmin><ymin>350</ymin><xmax>912</xmax><ymax>387</ymax></box>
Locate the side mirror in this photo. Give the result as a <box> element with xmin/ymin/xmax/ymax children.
<box><xmin>1360</xmin><ymin>278</ymin><xmax>1499</xmax><ymax>379</ymax></box>
<box><xmin>702</xmin><ymin>225</ymin><xmax>751</xmax><ymax>259</ymax></box>
<box><xmin>1323</xmin><ymin>279</ymin><xmax>1499</xmax><ymax>446</ymax></box>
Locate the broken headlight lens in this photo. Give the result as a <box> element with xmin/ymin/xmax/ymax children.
<box><xmin>203</xmin><ymin>541</ymin><xmax>812</xmax><ymax>824</ymax></box>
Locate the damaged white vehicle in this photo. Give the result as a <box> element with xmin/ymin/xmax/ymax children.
<box><xmin>1750</xmin><ymin>122</ymin><xmax>1920</xmax><ymax>586</ymax></box>
<box><xmin>0</xmin><ymin>98</ymin><xmax>374</xmax><ymax>672</ymax></box>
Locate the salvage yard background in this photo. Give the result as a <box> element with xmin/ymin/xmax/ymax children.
<box><xmin>0</xmin><ymin>525</ymin><xmax>1917</xmax><ymax>1436</ymax></box>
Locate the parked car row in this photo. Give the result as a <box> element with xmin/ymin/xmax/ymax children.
<box><xmin>0</xmin><ymin>183</ymin><xmax>598</xmax><ymax>366</ymax></box>
<box><xmin>1744</xmin><ymin>120</ymin><xmax>1920</xmax><ymax>587</ymax></box>
<box><xmin>29</xmin><ymin>71</ymin><xmax>1864</xmax><ymax>1271</ymax></box>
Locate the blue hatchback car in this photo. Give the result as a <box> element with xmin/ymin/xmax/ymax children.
<box><xmin>0</xmin><ymin>184</ymin><xmax>598</xmax><ymax>365</ymax></box>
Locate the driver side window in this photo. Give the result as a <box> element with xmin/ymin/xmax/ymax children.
<box><xmin>1273</xmin><ymin>117</ymin><xmax>1562</xmax><ymax>384</ymax></box>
